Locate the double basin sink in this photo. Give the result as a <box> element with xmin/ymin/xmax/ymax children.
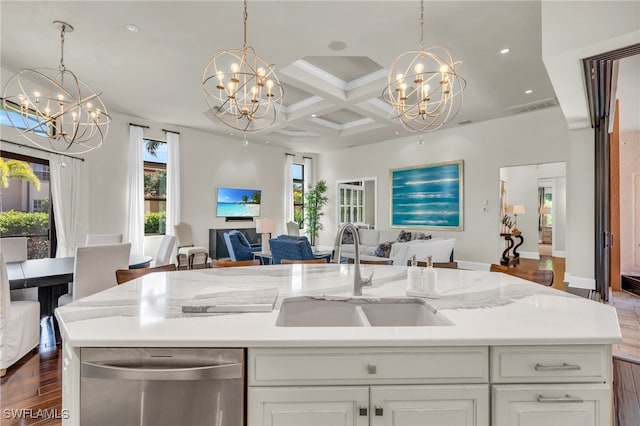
<box><xmin>276</xmin><ymin>296</ymin><xmax>453</xmax><ymax>327</ymax></box>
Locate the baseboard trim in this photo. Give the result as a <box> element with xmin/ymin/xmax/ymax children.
<box><xmin>552</xmin><ymin>250</ymin><xmax>566</xmax><ymax>258</ymax></box>
<box><xmin>455</xmin><ymin>260</ymin><xmax>490</xmax><ymax>271</ymax></box>
<box><xmin>564</xmin><ymin>273</ymin><xmax>596</xmax><ymax>290</ymax></box>
<box><xmin>518</xmin><ymin>251</ymin><xmax>540</xmax><ymax>260</ymax></box>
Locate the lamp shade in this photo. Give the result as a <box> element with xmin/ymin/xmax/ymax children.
<box><xmin>511</xmin><ymin>204</ymin><xmax>526</xmax><ymax>215</ymax></box>
<box><xmin>540</xmin><ymin>207</ymin><xmax>551</xmax><ymax>215</ymax></box>
<box><xmin>256</xmin><ymin>218</ymin><xmax>275</xmax><ymax>234</ymax></box>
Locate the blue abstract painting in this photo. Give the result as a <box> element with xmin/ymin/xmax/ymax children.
<box><xmin>390</xmin><ymin>161</ymin><xmax>463</xmax><ymax>229</ymax></box>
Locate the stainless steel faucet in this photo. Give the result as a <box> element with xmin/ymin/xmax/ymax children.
<box><xmin>333</xmin><ymin>223</ymin><xmax>373</xmax><ymax>296</ymax></box>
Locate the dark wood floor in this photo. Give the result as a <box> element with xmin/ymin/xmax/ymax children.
<box><xmin>0</xmin><ymin>317</ymin><xmax>62</xmax><ymax>426</ymax></box>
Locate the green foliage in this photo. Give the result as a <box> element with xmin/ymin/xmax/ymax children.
<box><xmin>251</xmin><ymin>191</ymin><xmax>261</xmax><ymax>204</ymax></box>
<box><xmin>0</xmin><ymin>210</ymin><xmax>49</xmax><ymax>236</ymax></box>
<box><xmin>144</xmin><ymin>169</ymin><xmax>166</xmax><ymax>198</ymax></box>
<box><xmin>145</xmin><ymin>211</ymin><xmax>166</xmax><ymax>234</ymax></box>
<box><xmin>35</xmin><ymin>197</ymin><xmax>50</xmax><ymax>213</ymax></box>
<box><xmin>304</xmin><ymin>180</ymin><xmax>329</xmax><ymax>246</ymax></box>
<box><xmin>0</xmin><ymin>158</ymin><xmax>41</xmax><ymax>191</ymax></box>
<box><xmin>294</xmin><ymin>209</ymin><xmax>303</xmax><ymax>228</ymax></box>
<box><xmin>501</xmin><ymin>214</ymin><xmax>514</xmax><ymax>230</ymax></box>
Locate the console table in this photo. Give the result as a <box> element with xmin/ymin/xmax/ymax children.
<box><xmin>500</xmin><ymin>232</ymin><xmax>524</xmax><ymax>266</ymax></box>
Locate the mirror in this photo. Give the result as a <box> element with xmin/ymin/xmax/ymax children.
<box><xmin>336</xmin><ymin>177</ymin><xmax>377</xmax><ymax>229</ymax></box>
<box><xmin>499</xmin><ymin>162</ymin><xmax>566</xmax><ymax>258</ymax></box>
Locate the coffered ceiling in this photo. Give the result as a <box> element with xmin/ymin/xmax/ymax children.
<box><xmin>0</xmin><ymin>1</ymin><xmax>559</xmax><ymax>152</ymax></box>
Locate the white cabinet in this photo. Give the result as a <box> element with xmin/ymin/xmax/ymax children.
<box><xmin>492</xmin><ymin>384</ymin><xmax>610</xmax><ymax>426</ymax></box>
<box><xmin>370</xmin><ymin>385</ymin><xmax>489</xmax><ymax>426</ymax></box>
<box><xmin>248</xmin><ymin>347</ymin><xmax>489</xmax><ymax>426</ymax></box>
<box><xmin>249</xmin><ymin>385</ymin><xmax>489</xmax><ymax>426</ymax></box>
<box><xmin>491</xmin><ymin>345</ymin><xmax>611</xmax><ymax>426</ymax></box>
<box><xmin>249</xmin><ymin>386</ymin><xmax>369</xmax><ymax>426</ymax></box>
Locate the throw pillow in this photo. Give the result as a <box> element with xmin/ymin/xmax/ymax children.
<box><xmin>341</xmin><ymin>229</ymin><xmax>354</xmax><ymax>244</ymax></box>
<box><xmin>375</xmin><ymin>241</ymin><xmax>394</xmax><ymax>258</ymax></box>
<box><xmin>415</xmin><ymin>232</ymin><xmax>432</xmax><ymax>240</ymax></box>
<box><xmin>397</xmin><ymin>230</ymin><xmax>412</xmax><ymax>242</ymax></box>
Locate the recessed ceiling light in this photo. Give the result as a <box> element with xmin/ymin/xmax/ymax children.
<box><xmin>395</xmin><ymin>131</ymin><xmax>400</xmax><ymax>135</ymax></box>
<box><xmin>265</xmin><ymin>140</ymin><xmax>270</xmax><ymax>144</ymax></box>
<box><xmin>525</xmin><ymin>89</ymin><xmax>533</xmax><ymax>94</ymax></box>
<box><xmin>328</xmin><ymin>41</ymin><xmax>347</xmax><ymax>51</ymax></box>
<box><xmin>500</xmin><ymin>48</ymin><xmax>510</xmax><ymax>54</ymax></box>
<box><xmin>311</xmin><ymin>114</ymin><xmax>317</xmax><ymax>118</ymax></box>
<box><xmin>124</xmin><ymin>24</ymin><xmax>140</xmax><ymax>33</ymax></box>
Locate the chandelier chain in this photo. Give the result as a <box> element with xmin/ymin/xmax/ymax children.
<box><xmin>243</xmin><ymin>0</ymin><xmax>248</xmax><ymax>48</ymax></box>
<box><xmin>419</xmin><ymin>0</ymin><xmax>424</xmax><ymax>50</ymax></box>
<box><xmin>59</xmin><ymin>23</ymin><xmax>66</xmax><ymax>72</ymax></box>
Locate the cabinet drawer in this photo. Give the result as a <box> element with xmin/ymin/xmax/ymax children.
<box><xmin>491</xmin><ymin>345</ymin><xmax>610</xmax><ymax>383</ymax></box>
<box><xmin>492</xmin><ymin>384</ymin><xmax>611</xmax><ymax>426</ymax></box>
<box><xmin>249</xmin><ymin>347</ymin><xmax>488</xmax><ymax>386</ymax></box>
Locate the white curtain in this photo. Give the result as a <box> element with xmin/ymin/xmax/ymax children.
<box><xmin>50</xmin><ymin>155</ymin><xmax>81</xmax><ymax>257</ymax></box>
<box><xmin>125</xmin><ymin>125</ymin><xmax>145</xmax><ymax>255</ymax></box>
<box><xmin>284</xmin><ymin>154</ymin><xmax>294</xmax><ymax>224</ymax></box>
<box><xmin>304</xmin><ymin>156</ymin><xmax>313</xmax><ymax>190</ymax></box>
<box><xmin>166</xmin><ymin>131</ymin><xmax>181</xmax><ymax>234</ymax></box>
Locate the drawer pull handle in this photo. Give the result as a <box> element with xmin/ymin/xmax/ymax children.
<box><xmin>375</xmin><ymin>406</ymin><xmax>384</xmax><ymax>416</ymax></box>
<box><xmin>367</xmin><ymin>364</ymin><xmax>377</xmax><ymax>374</ymax></box>
<box><xmin>537</xmin><ymin>394</ymin><xmax>584</xmax><ymax>403</ymax></box>
<box><xmin>534</xmin><ymin>362</ymin><xmax>581</xmax><ymax>371</ymax></box>
<box><xmin>359</xmin><ymin>407</ymin><xmax>368</xmax><ymax>416</ymax></box>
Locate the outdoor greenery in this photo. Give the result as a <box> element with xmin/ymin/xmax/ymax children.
<box><xmin>0</xmin><ymin>210</ymin><xmax>50</xmax><ymax>258</ymax></box>
<box><xmin>144</xmin><ymin>169</ymin><xmax>166</xmax><ymax>198</ymax></box>
<box><xmin>0</xmin><ymin>158</ymin><xmax>41</xmax><ymax>191</ymax></box>
<box><xmin>145</xmin><ymin>211</ymin><xmax>166</xmax><ymax>234</ymax></box>
<box><xmin>304</xmin><ymin>180</ymin><xmax>328</xmax><ymax>246</ymax></box>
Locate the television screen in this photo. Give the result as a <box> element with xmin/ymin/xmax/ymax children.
<box><xmin>216</xmin><ymin>187</ymin><xmax>262</xmax><ymax>217</ymax></box>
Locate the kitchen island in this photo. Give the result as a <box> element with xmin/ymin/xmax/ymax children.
<box><xmin>56</xmin><ymin>264</ymin><xmax>621</xmax><ymax>425</ymax></box>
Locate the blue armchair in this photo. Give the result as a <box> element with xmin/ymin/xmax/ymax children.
<box><xmin>269</xmin><ymin>235</ymin><xmax>331</xmax><ymax>265</ymax></box>
<box><xmin>223</xmin><ymin>230</ymin><xmax>261</xmax><ymax>261</ymax></box>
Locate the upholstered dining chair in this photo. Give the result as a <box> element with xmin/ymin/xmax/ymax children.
<box><xmin>116</xmin><ymin>263</ymin><xmax>177</xmax><ymax>285</ymax></box>
<box><xmin>86</xmin><ymin>233</ymin><xmax>123</xmax><ymax>245</ymax></box>
<box><xmin>153</xmin><ymin>234</ymin><xmax>177</xmax><ymax>266</ymax></box>
<box><xmin>0</xmin><ymin>254</ymin><xmax>40</xmax><ymax>377</ymax></box>
<box><xmin>1</xmin><ymin>237</ymin><xmax>37</xmax><ymax>301</ymax></box>
<box><xmin>174</xmin><ymin>222</ymin><xmax>208</xmax><ymax>269</ymax></box>
<box><xmin>286</xmin><ymin>221</ymin><xmax>300</xmax><ymax>236</ymax></box>
<box><xmin>211</xmin><ymin>259</ymin><xmax>260</xmax><ymax>268</ymax></box>
<box><xmin>489</xmin><ymin>264</ymin><xmax>554</xmax><ymax>286</ymax></box>
<box><xmin>58</xmin><ymin>243</ymin><xmax>131</xmax><ymax>306</ymax></box>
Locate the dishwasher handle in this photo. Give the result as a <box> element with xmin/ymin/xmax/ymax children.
<box><xmin>81</xmin><ymin>361</ymin><xmax>243</xmax><ymax>381</ymax></box>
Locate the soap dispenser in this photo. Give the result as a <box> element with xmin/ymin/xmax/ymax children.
<box><xmin>422</xmin><ymin>255</ymin><xmax>438</xmax><ymax>296</ymax></box>
<box><xmin>407</xmin><ymin>255</ymin><xmax>422</xmax><ymax>292</ymax></box>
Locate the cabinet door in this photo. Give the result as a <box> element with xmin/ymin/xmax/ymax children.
<box><xmin>493</xmin><ymin>384</ymin><xmax>610</xmax><ymax>426</ymax></box>
<box><xmin>248</xmin><ymin>386</ymin><xmax>369</xmax><ymax>426</ymax></box>
<box><xmin>370</xmin><ymin>385</ymin><xmax>489</xmax><ymax>426</ymax></box>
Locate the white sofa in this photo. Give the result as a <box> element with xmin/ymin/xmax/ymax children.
<box><xmin>340</xmin><ymin>228</ymin><xmax>455</xmax><ymax>265</ymax></box>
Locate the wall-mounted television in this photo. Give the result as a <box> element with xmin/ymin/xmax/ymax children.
<box><xmin>216</xmin><ymin>187</ymin><xmax>262</xmax><ymax>218</ymax></box>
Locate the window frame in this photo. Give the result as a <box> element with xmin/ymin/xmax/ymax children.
<box><xmin>293</xmin><ymin>163</ymin><xmax>304</xmax><ymax>228</ymax></box>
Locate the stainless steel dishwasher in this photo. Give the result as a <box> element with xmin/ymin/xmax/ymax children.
<box><xmin>80</xmin><ymin>348</ymin><xmax>244</xmax><ymax>426</ymax></box>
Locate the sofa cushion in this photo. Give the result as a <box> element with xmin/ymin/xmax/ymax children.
<box><xmin>375</xmin><ymin>241</ymin><xmax>394</xmax><ymax>258</ymax></box>
<box><xmin>415</xmin><ymin>232</ymin><xmax>432</xmax><ymax>240</ymax></box>
<box><xmin>341</xmin><ymin>229</ymin><xmax>355</xmax><ymax>244</ymax></box>
<box><xmin>358</xmin><ymin>229</ymin><xmax>380</xmax><ymax>246</ymax></box>
<box><xmin>397</xmin><ymin>230</ymin><xmax>412</xmax><ymax>242</ymax></box>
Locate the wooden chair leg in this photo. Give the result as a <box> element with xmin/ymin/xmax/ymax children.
<box><xmin>1</xmin><ymin>368</ymin><xmax>7</xmax><ymax>377</ymax></box>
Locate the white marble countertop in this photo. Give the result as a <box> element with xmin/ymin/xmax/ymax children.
<box><xmin>55</xmin><ymin>264</ymin><xmax>622</xmax><ymax>347</ymax></box>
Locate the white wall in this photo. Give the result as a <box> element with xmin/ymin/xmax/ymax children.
<box><xmin>317</xmin><ymin>107</ymin><xmax>581</xmax><ymax>266</ymax></box>
<box><xmin>620</xmin><ymin>130</ymin><xmax>640</xmax><ymax>275</ymax></box>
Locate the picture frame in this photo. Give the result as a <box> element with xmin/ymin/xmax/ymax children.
<box><xmin>390</xmin><ymin>160</ymin><xmax>464</xmax><ymax>230</ymax></box>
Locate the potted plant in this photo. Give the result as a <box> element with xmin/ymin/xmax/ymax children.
<box><xmin>304</xmin><ymin>180</ymin><xmax>328</xmax><ymax>247</ymax></box>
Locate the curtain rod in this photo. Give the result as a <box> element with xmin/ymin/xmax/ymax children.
<box><xmin>0</xmin><ymin>139</ymin><xmax>85</xmax><ymax>162</ymax></box>
<box><xmin>162</xmin><ymin>129</ymin><xmax>180</xmax><ymax>135</ymax></box>
<box><xmin>302</xmin><ymin>156</ymin><xmax>312</xmax><ymax>160</ymax></box>
<box><xmin>285</xmin><ymin>152</ymin><xmax>295</xmax><ymax>156</ymax></box>
<box><xmin>129</xmin><ymin>122</ymin><xmax>150</xmax><ymax>129</ymax></box>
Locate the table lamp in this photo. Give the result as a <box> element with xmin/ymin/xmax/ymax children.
<box><xmin>256</xmin><ymin>218</ymin><xmax>275</xmax><ymax>254</ymax></box>
<box><xmin>509</xmin><ymin>204</ymin><xmax>525</xmax><ymax>234</ymax></box>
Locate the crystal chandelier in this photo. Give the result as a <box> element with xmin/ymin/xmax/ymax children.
<box><xmin>2</xmin><ymin>21</ymin><xmax>111</xmax><ymax>154</ymax></box>
<box><xmin>202</xmin><ymin>0</ymin><xmax>283</xmax><ymax>132</ymax></box>
<box><xmin>383</xmin><ymin>0</ymin><xmax>466</xmax><ymax>133</ymax></box>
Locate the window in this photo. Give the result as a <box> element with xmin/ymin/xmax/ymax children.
<box><xmin>0</xmin><ymin>99</ymin><xmax>51</xmax><ymax>136</ymax></box>
<box><xmin>293</xmin><ymin>163</ymin><xmax>304</xmax><ymax>227</ymax></box>
<box><xmin>0</xmin><ymin>152</ymin><xmax>53</xmax><ymax>259</ymax></box>
<box><xmin>143</xmin><ymin>139</ymin><xmax>167</xmax><ymax>235</ymax></box>
<box><xmin>338</xmin><ymin>182</ymin><xmax>365</xmax><ymax>224</ymax></box>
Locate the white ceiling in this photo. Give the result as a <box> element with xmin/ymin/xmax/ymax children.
<box><xmin>0</xmin><ymin>1</ymin><xmax>559</xmax><ymax>152</ymax></box>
